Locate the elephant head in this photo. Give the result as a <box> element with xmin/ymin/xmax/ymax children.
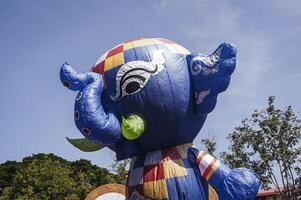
<box><xmin>60</xmin><ymin>38</ymin><xmax>236</xmax><ymax>160</ymax></box>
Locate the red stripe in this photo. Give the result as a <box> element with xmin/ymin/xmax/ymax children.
<box><xmin>162</xmin><ymin>147</ymin><xmax>182</xmax><ymax>161</ymax></box>
<box><xmin>143</xmin><ymin>163</ymin><xmax>165</xmax><ymax>182</ymax></box>
<box><xmin>92</xmin><ymin>61</ymin><xmax>105</xmax><ymax>74</ymax></box>
<box><xmin>107</xmin><ymin>44</ymin><xmax>124</xmax><ymax>58</ymax></box>
<box><xmin>202</xmin><ymin>159</ymin><xmax>216</xmax><ymax>179</ymax></box>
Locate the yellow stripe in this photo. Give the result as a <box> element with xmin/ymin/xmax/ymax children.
<box><xmin>150</xmin><ymin>38</ymin><xmax>165</xmax><ymax>45</ymax></box>
<box><xmin>104</xmin><ymin>56</ymin><xmax>113</xmax><ymax>71</ymax></box>
<box><xmin>143</xmin><ymin>179</ymin><xmax>168</xmax><ymax>199</ymax></box>
<box><xmin>176</xmin><ymin>143</ymin><xmax>193</xmax><ymax>159</ymax></box>
<box><xmin>133</xmin><ymin>38</ymin><xmax>155</xmax><ymax>48</ymax></box>
<box><xmin>123</xmin><ymin>38</ymin><xmax>172</xmax><ymax>51</ymax></box>
<box><xmin>163</xmin><ymin>159</ymin><xmax>187</xmax><ymax>179</ymax></box>
<box><xmin>113</xmin><ymin>52</ymin><xmax>124</xmax><ymax>69</ymax></box>
<box><xmin>208</xmin><ymin>185</ymin><xmax>219</xmax><ymax>200</ymax></box>
<box><xmin>123</xmin><ymin>41</ymin><xmax>135</xmax><ymax>50</ymax></box>
<box><xmin>104</xmin><ymin>52</ymin><xmax>124</xmax><ymax>72</ymax></box>
<box><xmin>103</xmin><ymin>38</ymin><xmax>190</xmax><ymax>72</ymax></box>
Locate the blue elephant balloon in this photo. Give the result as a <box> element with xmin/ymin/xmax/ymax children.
<box><xmin>60</xmin><ymin>38</ymin><xmax>260</xmax><ymax>199</ymax></box>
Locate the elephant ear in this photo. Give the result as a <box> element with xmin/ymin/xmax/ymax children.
<box><xmin>66</xmin><ymin>137</ymin><xmax>105</xmax><ymax>152</ymax></box>
<box><xmin>186</xmin><ymin>43</ymin><xmax>236</xmax><ymax>115</ymax></box>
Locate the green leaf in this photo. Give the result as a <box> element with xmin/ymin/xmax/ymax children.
<box><xmin>66</xmin><ymin>137</ymin><xmax>104</xmax><ymax>152</ymax></box>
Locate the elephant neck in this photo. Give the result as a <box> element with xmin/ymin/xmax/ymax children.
<box><xmin>129</xmin><ymin>143</ymin><xmax>194</xmax><ymax>169</ymax></box>
<box><xmin>126</xmin><ymin>143</ymin><xmax>196</xmax><ymax>199</ymax></box>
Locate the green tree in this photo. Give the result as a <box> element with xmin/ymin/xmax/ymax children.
<box><xmin>70</xmin><ymin>159</ymin><xmax>117</xmax><ymax>199</ymax></box>
<box><xmin>1</xmin><ymin>154</ymin><xmax>79</xmax><ymax>200</ymax></box>
<box><xmin>221</xmin><ymin>96</ymin><xmax>301</xmax><ymax>199</ymax></box>
<box><xmin>201</xmin><ymin>133</ymin><xmax>217</xmax><ymax>156</ymax></box>
<box><xmin>0</xmin><ymin>161</ymin><xmax>20</xmax><ymax>196</ymax></box>
<box><xmin>110</xmin><ymin>156</ymin><xmax>130</xmax><ymax>184</ymax></box>
<box><xmin>0</xmin><ymin>154</ymin><xmax>121</xmax><ymax>200</ymax></box>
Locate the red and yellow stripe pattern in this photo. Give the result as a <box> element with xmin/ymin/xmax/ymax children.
<box><xmin>91</xmin><ymin>38</ymin><xmax>190</xmax><ymax>74</ymax></box>
<box><xmin>126</xmin><ymin>143</ymin><xmax>191</xmax><ymax>199</ymax></box>
<box><xmin>126</xmin><ymin>144</ymin><xmax>220</xmax><ymax>199</ymax></box>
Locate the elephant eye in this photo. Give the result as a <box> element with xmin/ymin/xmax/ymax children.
<box><xmin>110</xmin><ymin>50</ymin><xmax>166</xmax><ymax>101</ymax></box>
<box><xmin>112</xmin><ymin>66</ymin><xmax>163</xmax><ymax>101</ymax></box>
<box><xmin>111</xmin><ymin>64</ymin><xmax>157</xmax><ymax>101</ymax></box>
<box><xmin>125</xmin><ymin>81</ymin><xmax>141</xmax><ymax>94</ymax></box>
<box><xmin>63</xmin><ymin>81</ymin><xmax>70</xmax><ymax>88</ymax></box>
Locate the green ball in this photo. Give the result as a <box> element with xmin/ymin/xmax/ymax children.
<box><xmin>121</xmin><ymin>115</ymin><xmax>145</xmax><ymax>140</ymax></box>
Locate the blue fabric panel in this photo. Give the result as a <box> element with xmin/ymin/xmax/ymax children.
<box><xmin>132</xmin><ymin>154</ymin><xmax>145</xmax><ymax>169</ymax></box>
<box><xmin>123</xmin><ymin>48</ymin><xmax>137</xmax><ymax>63</ymax></box>
<box><xmin>166</xmin><ymin>175</ymin><xmax>206</xmax><ymax>200</ymax></box>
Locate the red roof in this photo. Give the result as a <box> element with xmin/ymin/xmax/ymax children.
<box><xmin>257</xmin><ymin>188</ymin><xmax>281</xmax><ymax>196</ymax></box>
<box><xmin>257</xmin><ymin>187</ymin><xmax>301</xmax><ymax>197</ymax></box>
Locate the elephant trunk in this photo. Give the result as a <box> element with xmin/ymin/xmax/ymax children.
<box><xmin>60</xmin><ymin>63</ymin><xmax>121</xmax><ymax>145</ymax></box>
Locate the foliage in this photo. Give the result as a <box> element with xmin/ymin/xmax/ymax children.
<box><xmin>221</xmin><ymin>96</ymin><xmax>301</xmax><ymax>199</ymax></box>
<box><xmin>0</xmin><ymin>161</ymin><xmax>20</xmax><ymax>196</ymax></box>
<box><xmin>0</xmin><ymin>154</ymin><xmax>77</xmax><ymax>200</ymax></box>
<box><xmin>0</xmin><ymin>153</ymin><xmax>125</xmax><ymax>200</ymax></box>
<box><xmin>110</xmin><ymin>156</ymin><xmax>130</xmax><ymax>185</ymax></box>
<box><xmin>201</xmin><ymin>133</ymin><xmax>217</xmax><ymax>156</ymax></box>
<box><xmin>70</xmin><ymin>159</ymin><xmax>117</xmax><ymax>199</ymax></box>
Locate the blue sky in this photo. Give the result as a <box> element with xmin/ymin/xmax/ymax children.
<box><xmin>0</xmin><ymin>0</ymin><xmax>300</xmax><ymax>169</ymax></box>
